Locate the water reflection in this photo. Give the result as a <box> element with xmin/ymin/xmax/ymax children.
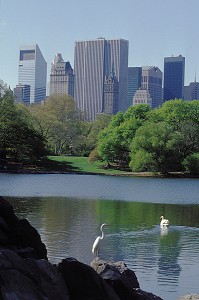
<box><xmin>6</xmin><ymin>196</ymin><xmax>199</xmax><ymax>300</ymax></box>
<box><xmin>160</xmin><ymin>227</ymin><xmax>169</xmax><ymax>236</ymax></box>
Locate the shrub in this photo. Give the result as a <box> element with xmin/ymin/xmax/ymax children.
<box><xmin>183</xmin><ymin>153</ymin><xmax>199</xmax><ymax>175</ymax></box>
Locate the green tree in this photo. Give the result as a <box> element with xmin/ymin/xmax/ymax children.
<box><xmin>129</xmin><ymin>100</ymin><xmax>199</xmax><ymax>173</ymax></box>
<box><xmin>30</xmin><ymin>94</ymin><xmax>89</xmax><ymax>155</ymax></box>
<box><xmin>0</xmin><ymin>92</ymin><xmax>47</xmax><ymax>165</ymax></box>
<box><xmin>87</xmin><ymin>113</ymin><xmax>112</xmax><ymax>151</ymax></box>
<box><xmin>97</xmin><ymin>105</ymin><xmax>150</xmax><ymax>165</ymax></box>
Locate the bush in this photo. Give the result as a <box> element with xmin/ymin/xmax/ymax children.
<box><xmin>88</xmin><ymin>148</ymin><xmax>101</xmax><ymax>163</ymax></box>
<box><xmin>183</xmin><ymin>153</ymin><xmax>199</xmax><ymax>174</ymax></box>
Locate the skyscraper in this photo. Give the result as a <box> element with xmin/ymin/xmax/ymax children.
<box><xmin>49</xmin><ymin>53</ymin><xmax>74</xmax><ymax>97</ymax></box>
<box><xmin>18</xmin><ymin>44</ymin><xmax>47</xmax><ymax>104</ymax></box>
<box><xmin>74</xmin><ymin>38</ymin><xmax>129</xmax><ymax>121</ymax></box>
<box><xmin>103</xmin><ymin>67</ymin><xmax>119</xmax><ymax>115</ymax></box>
<box><xmin>127</xmin><ymin>67</ymin><xmax>142</xmax><ymax>107</ymax></box>
<box><xmin>142</xmin><ymin>66</ymin><xmax>163</xmax><ymax>108</ymax></box>
<box><xmin>163</xmin><ymin>55</ymin><xmax>185</xmax><ymax>101</ymax></box>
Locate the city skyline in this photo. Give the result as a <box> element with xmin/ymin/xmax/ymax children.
<box><xmin>0</xmin><ymin>0</ymin><xmax>199</xmax><ymax>89</ymax></box>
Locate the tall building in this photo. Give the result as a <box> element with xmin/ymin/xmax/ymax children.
<box><xmin>18</xmin><ymin>44</ymin><xmax>47</xmax><ymax>104</ymax></box>
<box><xmin>127</xmin><ymin>67</ymin><xmax>142</xmax><ymax>107</ymax></box>
<box><xmin>142</xmin><ymin>66</ymin><xmax>163</xmax><ymax>108</ymax></box>
<box><xmin>103</xmin><ymin>67</ymin><xmax>119</xmax><ymax>114</ymax></box>
<box><xmin>74</xmin><ymin>38</ymin><xmax>129</xmax><ymax>121</ymax></box>
<box><xmin>14</xmin><ymin>84</ymin><xmax>30</xmax><ymax>105</ymax></box>
<box><xmin>184</xmin><ymin>81</ymin><xmax>199</xmax><ymax>101</ymax></box>
<box><xmin>49</xmin><ymin>53</ymin><xmax>74</xmax><ymax>97</ymax></box>
<box><xmin>163</xmin><ymin>55</ymin><xmax>185</xmax><ymax>101</ymax></box>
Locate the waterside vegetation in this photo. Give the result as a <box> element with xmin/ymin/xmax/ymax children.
<box><xmin>0</xmin><ymin>90</ymin><xmax>199</xmax><ymax>176</ymax></box>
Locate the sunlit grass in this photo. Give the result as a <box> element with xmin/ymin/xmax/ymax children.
<box><xmin>47</xmin><ymin>155</ymin><xmax>129</xmax><ymax>175</ymax></box>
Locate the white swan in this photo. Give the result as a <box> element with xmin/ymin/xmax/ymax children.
<box><xmin>160</xmin><ymin>216</ymin><xmax>169</xmax><ymax>227</ymax></box>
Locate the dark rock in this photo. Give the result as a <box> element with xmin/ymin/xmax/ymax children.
<box><xmin>91</xmin><ymin>258</ymin><xmax>163</xmax><ymax>300</ymax></box>
<box><xmin>58</xmin><ymin>257</ymin><xmax>120</xmax><ymax>300</ymax></box>
<box><xmin>0</xmin><ymin>249</ymin><xmax>69</xmax><ymax>300</ymax></box>
<box><xmin>0</xmin><ymin>196</ymin><xmax>47</xmax><ymax>259</ymax></box>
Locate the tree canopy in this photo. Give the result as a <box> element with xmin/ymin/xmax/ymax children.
<box><xmin>0</xmin><ymin>92</ymin><xmax>47</xmax><ymax>167</ymax></box>
<box><xmin>97</xmin><ymin>100</ymin><xmax>199</xmax><ymax>174</ymax></box>
<box><xmin>29</xmin><ymin>94</ymin><xmax>90</xmax><ymax>155</ymax></box>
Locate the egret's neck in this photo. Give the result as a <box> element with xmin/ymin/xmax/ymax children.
<box><xmin>100</xmin><ymin>227</ymin><xmax>104</xmax><ymax>239</ymax></box>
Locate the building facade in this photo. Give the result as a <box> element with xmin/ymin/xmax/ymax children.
<box><xmin>163</xmin><ymin>55</ymin><xmax>185</xmax><ymax>101</ymax></box>
<box><xmin>184</xmin><ymin>81</ymin><xmax>199</xmax><ymax>101</ymax></box>
<box><xmin>49</xmin><ymin>53</ymin><xmax>74</xmax><ymax>97</ymax></box>
<box><xmin>142</xmin><ymin>66</ymin><xmax>163</xmax><ymax>108</ymax></box>
<box><xmin>74</xmin><ymin>38</ymin><xmax>129</xmax><ymax>121</ymax></box>
<box><xmin>127</xmin><ymin>67</ymin><xmax>142</xmax><ymax>107</ymax></box>
<box><xmin>14</xmin><ymin>84</ymin><xmax>30</xmax><ymax>105</ymax></box>
<box><xmin>18</xmin><ymin>44</ymin><xmax>47</xmax><ymax>104</ymax></box>
<box><xmin>103</xmin><ymin>68</ymin><xmax>119</xmax><ymax>114</ymax></box>
<box><xmin>133</xmin><ymin>88</ymin><xmax>152</xmax><ymax>107</ymax></box>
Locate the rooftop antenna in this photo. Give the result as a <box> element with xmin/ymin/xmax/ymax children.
<box><xmin>194</xmin><ymin>69</ymin><xmax>197</xmax><ymax>83</ymax></box>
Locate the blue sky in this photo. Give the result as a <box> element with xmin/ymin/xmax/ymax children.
<box><xmin>0</xmin><ymin>0</ymin><xmax>199</xmax><ymax>89</ymax></box>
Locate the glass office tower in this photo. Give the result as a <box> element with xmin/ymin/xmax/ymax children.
<box><xmin>18</xmin><ymin>44</ymin><xmax>47</xmax><ymax>104</ymax></box>
<box><xmin>127</xmin><ymin>67</ymin><xmax>142</xmax><ymax>107</ymax></box>
<box><xmin>163</xmin><ymin>55</ymin><xmax>185</xmax><ymax>101</ymax></box>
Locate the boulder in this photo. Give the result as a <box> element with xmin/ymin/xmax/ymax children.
<box><xmin>0</xmin><ymin>196</ymin><xmax>47</xmax><ymax>259</ymax></box>
<box><xmin>58</xmin><ymin>257</ymin><xmax>120</xmax><ymax>300</ymax></box>
<box><xmin>0</xmin><ymin>249</ymin><xmax>69</xmax><ymax>299</ymax></box>
<box><xmin>91</xmin><ymin>258</ymin><xmax>163</xmax><ymax>300</ymax></box>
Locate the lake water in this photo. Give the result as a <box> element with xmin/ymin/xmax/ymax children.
<box><xmin>0</xmin><ymin>173</ymin><xmax>199</xmax><ymax>300</ymax></box>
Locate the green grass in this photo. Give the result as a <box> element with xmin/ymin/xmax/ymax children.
<box><xmin>46</xmin><ymin>155</ymin><xmax>130</xmax><ymax>175</ymax></box>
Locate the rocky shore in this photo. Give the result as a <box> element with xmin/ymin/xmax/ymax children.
<box><xmin>0</xmin><ymin>196</ymin><xmax>198</xmax><ymax>300</ymax></box>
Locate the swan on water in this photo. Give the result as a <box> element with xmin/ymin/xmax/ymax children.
<box><xmin>160</xmin><ymin>216</ymin><xmax>169</xmax><ymax>227</ymax></box>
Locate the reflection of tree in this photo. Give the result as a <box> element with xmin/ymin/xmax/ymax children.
<box><xmin>157</xmin><ymin>230</ymin><xmax>181</xmax><ymax>285</ymax></box>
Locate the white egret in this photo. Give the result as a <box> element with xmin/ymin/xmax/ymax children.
<box><xmin>160</xmin><ymin>216</ymin><xmax>169</xmax><ymax>227</ymax></box>
<box><xmin>92</xmin><ymin>223</ymin><xmax>108</xmax><ymax>257</ymax></box>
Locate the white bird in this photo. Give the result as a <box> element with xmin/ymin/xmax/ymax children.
<box><xmin>160</xmin><ymin>216</ymin><xmax>169</xmax><ymax>227</ymax></box>
<box><xmin>92</xmin><ymin>223</ymin><xmax>108</xmax><ymax>257</ymax></box>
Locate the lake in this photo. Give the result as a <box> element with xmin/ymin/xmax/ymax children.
<box><xmin>0</xmin><ymin>173</ymin><xmax>199</xmax><ymax>300</ymax></box>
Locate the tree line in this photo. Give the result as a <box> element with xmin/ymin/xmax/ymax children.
<box><xmin>0</xmin><ymin>89</ymin><xmax>198</xmax><ymax>174</ymax></box>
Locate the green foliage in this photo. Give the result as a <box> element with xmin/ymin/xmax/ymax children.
<box><xmin>183</xmin><ymin>153</ymin><xmax>199</xmax><ymax>174</ymax></box>
<box><xmin>130</xmin><ymin>100</ymin><xmax>199</xmax><ymax>173</ymax></box>
<box><xmin>86</xmin><ymin>114</ymin><xmax>112</xmax><ymax>151</ymax></box>
<box><xmin>30</xmin><ymin>94</ymin><xmax>89</xmax><ymax>155</ymax></box>
<box><xmin>97</xmin><ymin>104</ymin><xmax>151</xmax><ymax>165</ymax></box>
<box><xmin>0</xmin><ymin>92</ymin><xmax>47</xmax><ymax>164</ymax></box>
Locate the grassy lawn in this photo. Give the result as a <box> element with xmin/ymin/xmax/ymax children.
<box><xmin>46</xmin><ymin>155</ymin><xmax>130</xmax><ymax>175</ymax></box>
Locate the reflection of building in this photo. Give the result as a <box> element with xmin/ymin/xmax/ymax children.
<box><xmin>163</xmin><ymin>55</ymin><xmax>185</xmax><ymax>101</ymax></box>
<box><xmin>184</xmin><ymin>81</ymin><xmax>199</xmax><ymax>101</ymax></box>
<box><xmin>127</xmin><ymin>67</ymin><xmax>142</xmax><ymax>107</ymax></box>
<box><xmin>14</xmin><ymin>84</ymin><xmax>30</xmax><ymax>105</ymax></box>
<box><xmin>142</xmin><ymin>66</ymin><xmax>163</xmax><ymax>108</ymax></box>
<box><xmin>133</xmin><ymin>88</ymin><xmax>152</xmax><ymax>107</ymax></box>
<box><xmin>74</xmin><ymin>38</ymin><xmax>129</xmax><ymax>121</ymax></box>
<box><xmin>103</xmin><ymin>67</ymin><xmax>119</xmax><ymax>114</ymax></box>
<box><xmin>50</xmin><ymin>53</ymin><xmax>74</xmax><ymax>97</ymax></box>
<box><xmin>18</xmin><ymin>44</ymin><xmax>47</xmax><ymax>104</ymax></box>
